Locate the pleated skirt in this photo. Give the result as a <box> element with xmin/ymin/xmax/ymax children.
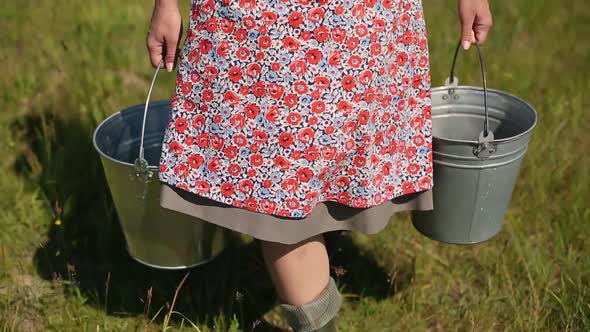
<box><xmin>159</xmin><ymin>181</ymin><xmax>434</xmax><ymax>245</ymax></box>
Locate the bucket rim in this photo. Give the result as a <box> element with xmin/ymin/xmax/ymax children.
<box><xmin>431</xmin><ymin>85</ymin><xmax>538</xmax><ymax>144</ymax></box>
<box><xmin>92</xmin><ymin>99</ymin><xmax>171</xmax><ymax>170</ymax></box>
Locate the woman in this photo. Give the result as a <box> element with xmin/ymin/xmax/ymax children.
<box><xmin>147</xmin><ymin>0</ymin><xmax>492</xmax><ymax>330</ymax></box>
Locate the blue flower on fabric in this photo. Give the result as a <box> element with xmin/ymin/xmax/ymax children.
<box><xmin>264</xmin><ymin>121</ymin><xmax>278</xmax><ymax>133</ymax></box>
<box><xmin>199</xmin><ymin>165</ymin><xmax>208</xmax><ymax>176</ymax></box>
<box><xmin>318</xmin><ymin>57</ymin><xmax>329</xmax><ymax>71</ymax></box>
<box><xmin>220</xmin><ymin>107</ymin><xmax>232</xmax><ymax>119</ymax></box>
<box><xmin>309</xmin><ymin>177</ymin><xmax>321</xmax><ymax>189</ymax></box>
<box><xmin>274</xmin><ymin>3</ymin><xmax>288</xmax><ymax>14</ymax></box>
<box><xmin>299</xmin><ymin>94</ymin><xmax>312</xmax><ymax>106</ymax></box>
<box><xmin>327</xmin><ymin>66</ymin><xmax>340</xmax><ymax>78</ymax></box>
<box><xmin>373</xmin><ymin>76</ymin><xmax>385</xmax><ymax>87</ymax></box>
<box><xmin>248</xmin><ymin>30</ymin><xmax>260</xmax><ymax>41</ymax></box>
<box><xmin>412</xmin><ymin>20</ymin><xmax>424</xmax><ymax>31</ymax></box>
<box><xmin>255</xmin><ymin>113</ymin><xmax>266</xmax><ymax>127</ymax></box>
<box><xmin>225</xmin><ymin>127</ymin><xmax>234</xmax><ymax>136</ymax></box>
<box><xmin>291</xmin><ymin>210</ymin><xmax>305</xmax><ymax>218</ymax></box>
<box><xmin>265</xmin><ymin>71</ymin><xmax>279</xmax><ymax>82</ymax></box>
<box><xmin>210</xmin><ymin>123</ymin><xmax>223</xmax><ymax>134</ymax></box>
<box><xmin>217</xmin><ymin>7</ymin><xmax>231</xmax><ymax>19</ymax></box>
<box><xmin>319</xmin><ymin>134</ymin><xmax>333</xmax><ymax>145</ymax></box>
<box><xmin>352</xmin><ymin>186</ymin><xmax>366</xmax><ymax>196</ymax></box>
<box><xmin>258</xmin><ymin>187</ymin><xmax>270</xmax><ymax>198</ymax></box>
<box><xmin>268</xmin><ymin>28</ymin><xmax>280</xmax><ymax>39</ymax></box>
<box><xmin>239</xmin><ymin>147</ymin><xmax>250</xmax><ymax>158</ymax></box>
<box><xmin>364</xmin><ymin>186</ymin><xmax>376</xmax><ymax>196</ymax></box>
<box><xmin>166</xmin><ymin>157</ymin><xmax>176</xmax><ymax>168</ymax></box>
<box><xmin>278</xmin><ymin>52</ymin><xmax>292</xmax><ymax>66</ymax></box>
<box><xmin>207</xmin><ymin>172</ymin><xmax>221</xmax><ymax>184</ymax></box>
<box><xmin>391</xmin><ymin>175</ymin><xmax>402</xmax><ymax>186</ymax></box>
<box><xmin>270</xmin><ymin>171</ymin><xmax>283</xmax><ymax>183</ymax></box>
<box><xmin>259</xmin><ymin>147</ymin><xmax>272</xmax><ymax>157</ymax></box>
<box><xmin>333</xmin><ymin>115</ymin><xmax>345</xmax><ymax>127</ymax></box>
<box><xmin>304</xmin><ymin>21</ymin><xmax>318</xmax><ymax>31</ymax></box>
<box><xmin>328</xmin><ymin>15</ymin><xmax>345</xmax><ymax>27</ymax></box>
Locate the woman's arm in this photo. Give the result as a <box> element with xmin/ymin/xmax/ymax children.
<box><xmin>146</xmin><ymin>0</ymin><xmax>183</xmax><ymax>72</ymax></box>
<box><xmin>457</xmin><ymin>0</ymin><xmax>493</xmax><ymax>50</ymax></box>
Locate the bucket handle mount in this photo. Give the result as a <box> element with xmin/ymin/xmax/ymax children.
<box><xmin>445</xmin><ymin>41</ymin><xmax>496</xmax><ymax>160</ymax></box>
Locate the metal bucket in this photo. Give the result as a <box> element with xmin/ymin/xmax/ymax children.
<box><xmin>92</xmin><ymin>62</ymin><xmax>231</xmax><ymax>269</ymax></box>
<box><xmin>411</xmin><ymin>42</ymin><xmax>538</xmax><ymax>244</ymax></box>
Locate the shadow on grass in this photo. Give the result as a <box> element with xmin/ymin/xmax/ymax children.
<box><xmin>10</xmin><ymin>105</ymin><xmax>412</xmax><ymax>330</ymax></box>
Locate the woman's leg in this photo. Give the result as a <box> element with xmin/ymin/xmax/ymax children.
<box><xmin>259</xmin><ymin>233</ymin><xmax>342</xmax><ymax>331</ymax></box>
<box><xmin>260</xmin><ymin>233</ymin><xmax>330</xmax><ymax>305</ymax></box>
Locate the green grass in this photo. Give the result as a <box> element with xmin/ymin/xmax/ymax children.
<box><xmin>1</xmin><ymin>0</ymin><xmax>589</xmax><ymax>331</ymax></box>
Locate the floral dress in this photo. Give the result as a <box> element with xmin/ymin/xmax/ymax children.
<box><xmin>158</xmin><ymin>0</ymin><xmax>433</xmax><ymax>219</ymax></box>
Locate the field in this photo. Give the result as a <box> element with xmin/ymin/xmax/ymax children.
<box><xmin>1</xmin><ymin>0</ymin><xmax>589</xmax><ymax>331</ymax></box>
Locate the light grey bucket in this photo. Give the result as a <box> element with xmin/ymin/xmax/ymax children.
<box><xmin>411</xmin><ymin>42</ymin><xmax>538</xmax><ymax>244</ymax></box>
<box><xmin>92</xmin><ymin>62</ymin><xmax>231</xmax><ymax>269</ymax></box>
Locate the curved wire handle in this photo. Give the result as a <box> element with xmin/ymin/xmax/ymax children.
<box><xmin>138</xmin><ymin>59</ymin><xmax>164</xmax><ymax>163</ymax></box>
<box><xmin>448</xmin><ymin>41</ymin><xmax>490</xmax><ymax>139</ymax></box>
<box><xmin>133</xmin><ymin>60</ymin><xmax>164</xmax><ymax>198</ymax></box>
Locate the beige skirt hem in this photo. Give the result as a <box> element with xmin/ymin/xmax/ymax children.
<box><xmin>159</xmin><ymin>182</ymin><xmax>434</xmax><ymax>245</ymax></box>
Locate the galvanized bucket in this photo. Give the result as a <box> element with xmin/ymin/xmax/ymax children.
<box><xmin>92</xmin><ymin>62</ymin><xmax>231</xmax><ymax>269</ymax></box>
<box><xmin>411</xmin><ymin>42</ymin><xmax>538</xmax><ymax>244</ymax></box>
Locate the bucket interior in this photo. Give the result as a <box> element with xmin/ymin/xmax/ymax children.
<box><xmin>432</xmin><ymin>87</ymin><xmax>537</xmax><ymax>142</ymax></box>
<box><xmin>94</xmin><ymin>101</ymin><xmax>171</xmax><ymax>166</ymax></box>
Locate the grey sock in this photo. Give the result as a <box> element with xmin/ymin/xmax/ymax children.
<box><xmin>279</xmin><ymin>276</ymin><xmax>343</xmax><ymax>332</ymax></box>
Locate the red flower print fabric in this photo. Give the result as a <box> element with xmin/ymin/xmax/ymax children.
<box><xmin>159</xmin><ymin>0</ymin><xmax>434</xmax><ymax>218</ymax></box>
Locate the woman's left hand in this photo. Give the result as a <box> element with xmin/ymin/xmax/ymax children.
<box><xmin>457</xmin><ymin>0</ymin><xmax>493</xmax><ymax>50</ymax></box>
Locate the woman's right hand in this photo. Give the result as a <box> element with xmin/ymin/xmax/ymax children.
<box><xmin>146</xmin><ymin>0</ymin><xmax>183</xmax><ymax>72</ymax></box>
<box><xmin>457</xmin><ymin>0</ymin><xmax>493</xmax><ymax>50</ymax></box>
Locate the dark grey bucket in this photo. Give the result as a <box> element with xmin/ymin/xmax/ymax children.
<box><xmin>92</xmin><ymin>62</ymin><xmax>231</xmax><ymax>269</ymax></box>
<box><xmin>411</xmin><ymin>43</ymin><xmax>538</xmax><ymax>244</ymax></box>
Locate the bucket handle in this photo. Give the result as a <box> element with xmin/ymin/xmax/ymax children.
<box><xmin>133</xmin><ymin>60</ymin><xmax>164</xmax><ymax>198</ymax></box>
<box><xmin>446</xmin><ymin>41</ymin><xmax>496</xmax><ymax>160</ymax></box>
